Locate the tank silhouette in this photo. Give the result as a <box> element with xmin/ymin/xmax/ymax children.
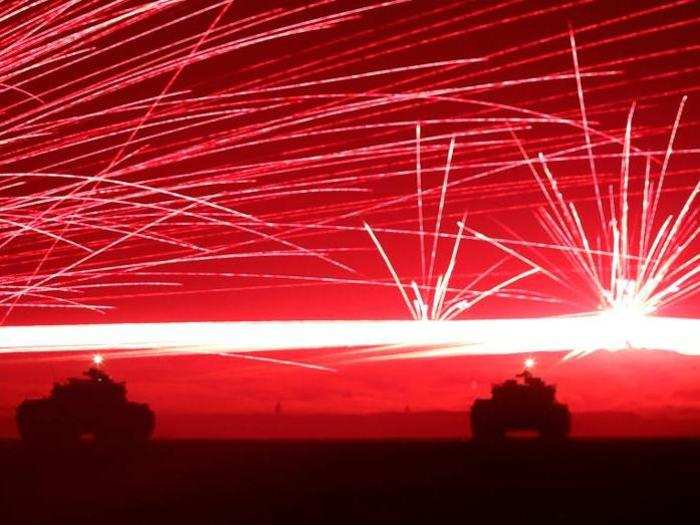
<box><xmin>470</xmin><ymin>370</ymin><xmax>570</xmax><ymax>440</ymax></box>
<box><xmin>16</xmin><ymin>367</ymin><xmax>155</xmax><ymax>447</ymax></box>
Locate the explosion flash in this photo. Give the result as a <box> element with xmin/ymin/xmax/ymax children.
<box><xmin>485</xmin><ymin>30</ymin><xmax>700</xmax><ymax>356</ymax></box>
<box><xmin>529</xmin><ymin>95</ymin><xmax>699</xmax><ymax>320</ymax></box>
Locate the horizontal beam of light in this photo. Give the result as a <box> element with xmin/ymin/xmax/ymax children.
<box><xmin>1</xmin><ymin>314</ymin><xmax>698</xmax><ymax>361</ymax></box>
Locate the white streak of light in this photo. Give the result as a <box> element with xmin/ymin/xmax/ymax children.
<box><xmin>0</xmin><ymin>316</ymin><xmax>697</xmax><ymax>359</ymax></box>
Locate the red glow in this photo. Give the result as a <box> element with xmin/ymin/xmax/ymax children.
<box><xmin>0</xmin><ymin>1</ymin><xmax>698</xmax><ymax>439</ymax></box>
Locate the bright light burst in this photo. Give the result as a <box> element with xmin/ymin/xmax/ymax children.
<box><xmin>524</xmin><ymin>99</ymin><xmax>698</xmax><ymax>320</ymax></box>
<box><xmin>488</xmin><ymin>29</ymin><xmax>700</xmax><ymax>357</ymax></box>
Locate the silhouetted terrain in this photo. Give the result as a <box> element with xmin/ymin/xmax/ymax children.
<box><xmin>1</xmin><ymin>438</ymin><xmax>698</xmax><ymax>524</ymax></box>
<box><xmin>148</xmin><ymin>409</ymin><xmax>700</xmax><ymax>439</ymax></box>
<box><xmin>3</xmin><ymin>409</ymin><xmax>700</xmax><ymax>439</ymax></box>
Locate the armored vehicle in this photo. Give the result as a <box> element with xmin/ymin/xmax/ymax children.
<box><xmin>16</xmin><ymin>367</ymin><xmax>154</xmax><ymax>447</ymax></box>
<box><xmin>470</xmin><ymin>370</ymin><xmax>570</xmax><ymax>440</ymax></box>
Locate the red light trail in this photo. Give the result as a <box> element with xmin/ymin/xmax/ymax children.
<box><xmin>0</xmin><ymin>1</ymin><xmax>697</xmax><ymax>371</ymax></box>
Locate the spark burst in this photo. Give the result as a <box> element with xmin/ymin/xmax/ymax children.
<box><xmin>490</xmin><ymin>30</ymin><xmax>700</xmax><ymax>355</ymax></box>
<box><xmin>523</xmin><ymin>101</ymin><xmax>699</xmax><ymax>354</ymax></box>
<box><xmin>363</xmin><ymin>127</ymin><xmax>539</xmax><ymax>321</ymax></box>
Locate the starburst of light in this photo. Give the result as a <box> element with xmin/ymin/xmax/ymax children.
<box><xmin>490</xmin><ymin>30</ymin><xmax>700</xmax><ymax>356</ymax></box>
<box><xmin>363</xmin><ymin>127</ymin><xmax>540</xmax><ymax>321</ymax></box>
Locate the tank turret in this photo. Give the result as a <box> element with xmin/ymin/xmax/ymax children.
<box><xmin>16</xmin><ymin>366</ymin><xmax>155</xmax><ymax>447</ymax></box>
<box><xmin>470</xmin><ymin>368</ymin><xmax>570</xmax><ymax>440</ymax></box>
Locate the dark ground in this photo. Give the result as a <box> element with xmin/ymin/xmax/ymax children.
<box><xmin>1</xmin><ymin>439</ymin><xmax>699</xmax><ymax>524</ymax></box>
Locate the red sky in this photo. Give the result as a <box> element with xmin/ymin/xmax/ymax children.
<box><xmin>0</xmin><ymin>0</ymin><xmax>699</xmax><ymax>437</ymax></box>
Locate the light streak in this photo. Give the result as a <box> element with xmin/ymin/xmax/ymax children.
<box><xmin>0</xmin><ymin>316</ymin><xmax>697</xmax><ymax>358</ymax></box>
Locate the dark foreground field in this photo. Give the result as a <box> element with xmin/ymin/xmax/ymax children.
<box><xmin>1</xmin><ymin>439</ymin><xmax>699</xmax><ymax>524</ymax></box>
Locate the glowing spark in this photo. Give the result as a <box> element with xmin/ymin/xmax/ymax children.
<box><xmin>365</xmin><ymin>135</ymin><xmax>539</xmax><ymax>321</ymax></box>
<box><xmin>92</xmin><ymin>354</ymin><xmax>104</xmax><ymax>366</ymax></box>
<box><xmin>532</xmin><ymin>102</ymin><xmax>699</xmax><ymax>318</ymax></box>
<box><xmin>524</xmin><ymin>357</ymin><xmax>535</xmax><ymax>369</ymax></box>
<box><xmin>499</xmin><ymin>33</ymin><xmax>699</xmax><ymax>327</ymax></box>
